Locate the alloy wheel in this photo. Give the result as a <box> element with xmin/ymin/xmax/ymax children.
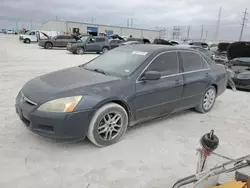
<box><xmin>203</xmin><ymin>88</ymin><xmax>216</xmax><ymax>111</ymax></box>
<box><xmin>97</xmin><ymin>112</ymin><xmax>122</xmax><ymax>141</ymax></box>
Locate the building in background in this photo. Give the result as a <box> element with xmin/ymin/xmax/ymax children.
<box><xmin>42</xmin><ymin>20</ymin><xmax>161</xmax><ymax>42</ymax></box>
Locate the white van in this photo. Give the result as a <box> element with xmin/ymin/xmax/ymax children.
<box><xmin>19</xmin><ymin>30</ymin><xmax>60</xmax><ymax>43</ymax></box>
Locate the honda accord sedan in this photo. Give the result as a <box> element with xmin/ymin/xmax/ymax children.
<box><xmin>16</xmin><ymin>45</ymin><xmax>228</xmax><ymax>147</ymax></box>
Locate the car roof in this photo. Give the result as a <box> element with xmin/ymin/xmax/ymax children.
<box><xmin>117</xmin><ymin>44</ymin><xmax>198</xmax><ymax>53</ymax></box>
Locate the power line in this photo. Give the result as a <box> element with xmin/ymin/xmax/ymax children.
<box><xmin>239</xmin><ymin>8</ymin><xmax>248</xmax><ymax>41</ymax></box>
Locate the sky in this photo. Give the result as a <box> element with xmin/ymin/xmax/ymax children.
<box><xmin>0</xmin><ymin>0</ymin><xmax>250</xmax><ymax>40</ymax></box>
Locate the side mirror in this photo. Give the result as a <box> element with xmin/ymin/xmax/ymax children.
<box><xmin>141</xmin><ymin>71</ymin><xmax>161</xmax><ymax>81</ymax></box>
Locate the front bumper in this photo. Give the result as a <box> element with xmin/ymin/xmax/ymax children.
<box><xmin>67</xmin><ymin>44</ymin><xmax>77</xmax><ymax>53</ymax></box>
<box><xmin>15</xmin><ymin>92</ymin><xmax>94</xmax><ymax>140</ymax></box>
<box><xmin>232</xmin><ymin>78</ymin><xmax>250</xmax><ymax>90</ymax></box>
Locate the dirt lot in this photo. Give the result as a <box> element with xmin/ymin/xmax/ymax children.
<box><xmin>0</xmin><ymin>34</ymin><xmax>249</xmax><ymax>188</ymax></box>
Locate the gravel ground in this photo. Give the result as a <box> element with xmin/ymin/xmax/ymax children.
<box><xmin>0</xmin><ymin>34</ymin><xmax>249</xmax><ymax>188</ymax></box>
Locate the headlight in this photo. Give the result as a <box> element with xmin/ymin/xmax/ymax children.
<box><xmin>226</xmin><ymin>69</ymin><xmax>235</xmax><ymax>78</ymax></box>
<box><xmin>237</xmin><ymin>73</ymin><xmax>250</xmax><ymax>79</ymax></box>
<box><xmin>37</xmin><ymin>96</ymin><xmax>82</xmax><ymax>113</ymax></box>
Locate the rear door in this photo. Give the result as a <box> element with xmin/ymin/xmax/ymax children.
<box><xmin>55</xmin><ymin>35</ymin><xmax>64</xmax><ymax>47</ymax></box>
<box><xmin>135</xmin><ymin>51</ymin><xmax>184</xmax><ymax>120</ymax></box>
<box><xmin>179</xmin><ymin>51</ymin><xmax>211</xmax><ymax>107</ymax></box>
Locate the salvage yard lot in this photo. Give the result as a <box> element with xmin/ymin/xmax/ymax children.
<box><xmin>0</xmin><ymin>34</ymin><xmax>249</xmax><ymax>188</ymax></box>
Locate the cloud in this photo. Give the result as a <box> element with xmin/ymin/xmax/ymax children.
<box><xmin>0</xmin><ymin>0</ymin><xmax>250</xmax><ymax>40</ymax></box>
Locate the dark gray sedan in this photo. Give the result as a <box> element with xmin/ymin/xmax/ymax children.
<box><xmin>16</xmin><ymin>45</ymin><xmax>228</xmax><ymax>147</ymax></box>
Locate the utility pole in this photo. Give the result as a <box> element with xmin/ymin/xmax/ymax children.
<box><xmin>91</xmin><ymin>17</ymin><xmax>94</xmax><ymax>24</ymax></box>
<box><xmin>127</xmin><ymin>19</ymin><xmax>129</xmax><ymax>27</ymax></box>
<box><xmin>239</xmin><ymin>8</ymin><xmax>248</xmax><ymax>41</ymax></box>
<box><xmin>56</xmin><ymin>15</ymin><xmax>58</xmax><ymax>20</ymax></box>
<box><xmin>16</xmin><ymin>21</ymin><xmax>18</xmax><ymax>31</ymax></box>
<box><xmin>187</xmin><ymin>26</ymin><xmax>191</xmax><ymax>39</ymax></box>
<box><xmin>131</xmin><ymin>18</ymin><xmax>133</xmax><ymax>28</ymax></box>
<box><xmin>214</xmin><ymin>7</ymin><xmax>222</xmax><ymax>41</ymax></box>
<box><xmin>205</xmin><ymin>29</ymin><xmax>208</xmax><ymax>40</ymax></box>
<box><xmin>200</xmin><ymin>25</ymin><xmax>204</xmax><ymax>40</ymax></box>
<box><xmin>30</xmin><ymin>20</ymin><xmax>33</xmax><ymax>30</ymax></box>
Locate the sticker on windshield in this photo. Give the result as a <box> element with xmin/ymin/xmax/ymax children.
<box><xmin>124</xmin><ymin>69</ymin><xmax>130</xmax><ymax>73</ymax></box>
<box><xmin>132</xmin><ymin>51</ymin><xmax>148</xmax><ymax>56</ymax></box>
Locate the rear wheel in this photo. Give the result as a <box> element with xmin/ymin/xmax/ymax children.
<box><xmin>195</xmin><ymin>86</ymin><xmax>216</xmax><ymax>113</ymax></box>
<box><xmin>76</xmin><ymin>47</ymin><xmax>84</xmax><ymax>55</ymax></box>
<box><xmin>102</xmin><ymin>47</ymin><xmax>109</xmax><ymax>54</ymax></box>
<box><xmin>45</xmin><ymin>42</ymin><xmax>53</xmax><ymax>49</ymax></box>
<box><xmin>87</xmin><ymin>103</ymin><xmax>128</xmax><ymax>147</ymax></box>
<box><xmin>24</xmin><ymin>38</ymin><xmax>31</xmax><ymax>44</ymax></box>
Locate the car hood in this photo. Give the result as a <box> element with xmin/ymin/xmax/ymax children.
<box><xmin>21</xmin><ymin>66</ymin><xmax>120</xmax><ymax>103</ymax></box>
<box><xmin>227</xmin><ymin>41</ymin><xmax>250</xmax><ymax>60</ymax></box>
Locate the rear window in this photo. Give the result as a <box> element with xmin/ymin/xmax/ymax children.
<box><xmin>180</xmin><ymin>51</ymin><xmax>210</xmax><ymax>72</ymax></box>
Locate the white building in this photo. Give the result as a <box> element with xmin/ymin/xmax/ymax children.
<box><xmin>42</xmin><ymin>20</ymin><xmax>161</xmax><ymax>42</ymax></box>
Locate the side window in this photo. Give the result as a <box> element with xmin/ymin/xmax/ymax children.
<box><xmin>56</xmin><ymin>35</ymin><xmax>63</xmax><ymax>39</ymax></box>
<box><xmin>61</xmin><ymin>35</ymin><xmax>68</xmax><ymax>39</ymax></box>
<box><xmin>95</xmin><ymin>38</ymin><xmax>106</xmax><ymax>42</ymax></box>
<box><xmin>181</xmin><ymin>51</ymin><xmax>209</xmax><ymax>72</ymax></box>
<box><xmin>147</xmin><ymin>52</ymin><xmax>179</xmax><ymax>76</ymax></box>
<box><xmin>29</xmin><ymin>31</ymin><xmax>35</xmax><ymax>35</ymax></box>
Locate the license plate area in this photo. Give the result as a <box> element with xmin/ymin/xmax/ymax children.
<box><xmin>16</xmin><ymin>106</ymin><xmax>30</xmax><ymax>127</ymax></box>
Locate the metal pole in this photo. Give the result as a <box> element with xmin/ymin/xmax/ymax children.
<box><xmin>187</xmin><ymin>26</ymin><xmax>190</xmax><ymax>39</ymax></box>
<box><xmin>239</xmin><ymin>8</ymin><xmax>248</xmax><ymax>41</ymax></box>
<box><xmin>30</xmin><ymin>20</ymin><xmax>32</xmax><ymax>30</ymax></box>
<box><xmin>214</xmin><ymin>7</ymin><xmax>222</xmax><ymax>41</ymax></box>
<box><xmin>200</xmin><ymin>25</ymin><xmax>204</xmax><ymax>40</ymax></box>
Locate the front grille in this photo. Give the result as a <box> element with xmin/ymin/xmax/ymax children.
<box><xmin>21</xmin><ymin>91</ymin><xmax>37</xmax><ymax>106</ymax></box>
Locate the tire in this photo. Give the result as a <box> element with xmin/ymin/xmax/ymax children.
<box><xmin>24</xmin><ymin>39</ymin><xmax>31</xmax><ymax>44</ymax></box>
<box><xmin>195</xmin><ymin>86</ymin><xmax>217</xmax><ymax>113</ymax></box>
<box><xmin>87</xmin><ymin>103</ymin><xmax>128</xmax><ymax>147</ymax></box>
<box><xmin>76</xmin><ymin>47</ymin><xmax>84</xmax><ymax>55</ymax></box>
<box><xmin>45</xmin><ymin>42</ymin><xmax>53</xmax><ymax>49</ymax></box>
<box><xmin>102</xmin><ymin>47</ymin><xmax>109</xmax><ymax>54</ymax></box>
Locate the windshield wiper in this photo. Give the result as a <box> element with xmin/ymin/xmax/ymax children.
<box><xmin>93</xmin><ymin>69</ymin><xmax>107</xmax><ymax>75</ymax></box>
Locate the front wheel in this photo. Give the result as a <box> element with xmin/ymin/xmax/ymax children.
<box><xmin>45</xmin><ymin>42</ymin><xmax>53</xmax><ymax>49</ymax></box>
<box><xmin>87</xmin><ymin>103</ymin><xmax>128</xmax><ymax>147</ymax></box>
<box><xmin>76</xmin><ymin>47</ymin><xmax>84</xmax><ymax>55</ymax></box>
<box><xmin>102</xmin><ymin>47</ymin><xmax>109</xmax><ymax>54</ymax></box>
<box><xmin>195</xmin><ymin>86</ymin><xmax>216</xmax><ymax>113</ymax></box>
<box><xmin>24</xmin><ymin>39</ymin><xmax>31</xmax><ymax>44</ymax></box>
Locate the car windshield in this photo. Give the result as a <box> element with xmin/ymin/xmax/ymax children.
<box><xmin>83</xmin><ymin>48</ymin><xmax>150</xmax><ymax>77</ymax></box>
<box><xmin>80</xmin><ymin>36</ymin><xmax>89</xmax><ymax>42</ymax></box>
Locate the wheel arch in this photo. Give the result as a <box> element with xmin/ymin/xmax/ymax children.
<box><xmin>94</xmin><ymin>98</ymin><xmax>132</xmax><ymax>121</ymax></box>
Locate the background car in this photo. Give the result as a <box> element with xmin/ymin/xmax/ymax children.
<box><xmin>38</xmin><ymin>34</ymin><xmax>80</xmax><ymax>49</ymax></box>
<box><xmin>189</xmin><ymin>42</ymin><xmax>210</xmax><ymax>50</ymax></box>
<box><xmin>127</xmin><ymin>37</ymin><xmax>151</xmax><ymax>44</ymax></box>
<box><xmin>152</xmin><ymin>39</ymin><xmax>174</xmax><ymax>45</ymax></box>
<box><xmin>67</xmin><ymin>36</ymin><xmax>123</xmax><ymax>54</ymax></box>
<box><xmin>226</xmin><ymin>41</ymin><xmax>250</xmax><ymax>90</ymax></box>
<box><xmin>119</xmin><ymin>41</ymin><xmax>143</xmax><ymax>46</ymax></box>
<box><xmin>16</xmin><ymin>45</ymin><xmax>228</xmax><ymax>147</ymax></box>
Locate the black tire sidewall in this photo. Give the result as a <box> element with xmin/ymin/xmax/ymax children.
<box><xmin>201</xmin><ymin>86</ymin><xmax>216</xmax><ymax>113</ymax></box>
<box><xmin>45</xmin><ymin>43</ymin><xmax>52</xmax><ymax>49</ymax></box>
<box><xmin>25</xmin><ymin>39</ymin><xmax>30</xmax><ymax>43</ymax></box>
<box><xmin>77</xmin><ymin>47</ymin><xmax>84</xmax><ymax>54</ymax></box>
<box><xmin>102</xmin><ymin>48</ymin><xmax>108</xmax><ymax>53</ymax></box>
<box><xmin>90</xmin><ymin>105</ymin><xmax>128</xmax><ymax>147</ymax></box>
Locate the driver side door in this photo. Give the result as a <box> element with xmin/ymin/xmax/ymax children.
<box><xmin>134</xmin><ymin>51</ymin><xmax>184</xmax><ymax>120</ymax></box>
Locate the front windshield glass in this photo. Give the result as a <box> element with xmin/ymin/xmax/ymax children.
<box><xmin>80</xmin><ymin>36</ymin><xmax>89</xmax><ymax>42</ymax></box>
<box><xmin>83</xmin><ymin>48</ymin><xmax>150</xmax><ymax>77</ymax></box>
